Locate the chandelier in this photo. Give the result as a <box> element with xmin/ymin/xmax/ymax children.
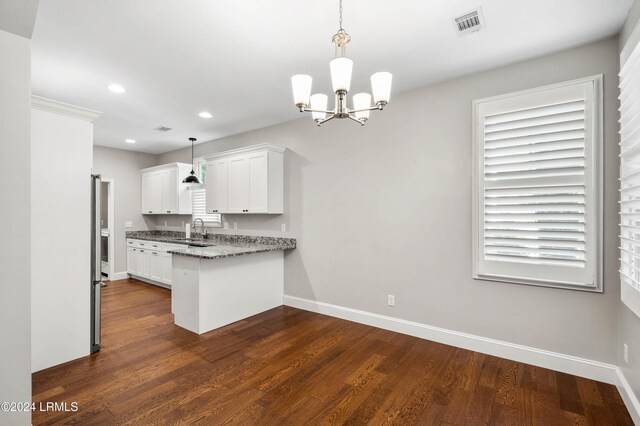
<box><xmin>291</xmin><ymin>0</ymin><xmax>392</xmax><ymax>126</ymax></box>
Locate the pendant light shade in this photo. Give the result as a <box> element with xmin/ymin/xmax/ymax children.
<box><xmin>183</xmin><ymin>137</ymin><xmax>202</xmax><ymax>185</ymax></box>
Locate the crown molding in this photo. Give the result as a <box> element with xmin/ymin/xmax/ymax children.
<box><xmin>31</xmin><ymin>96</ymin><xmax>102</xmax><ymax>122</ymax></box>
<box><xmin>202</xmin><ymin>143</ymin><xmax>285</xmax><ymax>161</ymax></box>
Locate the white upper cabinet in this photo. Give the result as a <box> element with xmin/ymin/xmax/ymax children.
<box><xmin>227</xmin><ymin>155</ymin><xmax>250</xmax><ymax>213</ymax></box>
<box><xmin>141</xmin><ymin>172</ymin><xmax>161</xmax><ymax>214</ymax></box>
<box><xmin>205</xmin><ymin>144</ymin><xmax>284</xmax><ymax>214</ymax></box>
<box><xmin>141</xmin><ymin>163</ymin><xmax>193</xmax><ymax>215</ymax></box>
<box><xmin>206</xmin><ymin>158</ymin><xmax>228</xmax><ymax>213</ymax></box>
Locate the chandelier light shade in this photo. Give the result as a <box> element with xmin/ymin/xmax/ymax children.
<box><xmin>291</xmin><ymin>0</ymin><xmax>392</xmax><ymax>126</ymax></box>
<box><xmin>291</xmin><ymin>74</ymin><xmax>312</xmax><ymax>107</ymax></box>
<box><xmin>371</xmin><ymin>72</ymin><xmax>393</xmax><ymax>104</ymax></box>
<box><xmin>353</xmin><ymin>93</ymin><xmax>372</xmax><ymax>121</ymax></box>
<box><xmin>329</xmin><ymin>57</ymin><xmax>354</xmax><ymax>92</ymax></box>
<box><xmin>310</xmin><ymin>94</ymin><xmax>329</xmax><ymax>121</ymax></box>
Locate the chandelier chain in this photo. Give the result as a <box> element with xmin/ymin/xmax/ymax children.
<box><xmin>339</xmin><ymin>0</ymin><xmax>343</xmax><ymax>30</ymax></box>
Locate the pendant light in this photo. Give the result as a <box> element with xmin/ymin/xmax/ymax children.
<box><xmin>182</xmin><ymin>137</ymin><xmax>201</xmax><ymax>185</ymax></box>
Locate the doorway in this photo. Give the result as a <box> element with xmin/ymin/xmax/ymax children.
<box><xmin>100</xmin><ymin>179</ymin><xmax>115</xmax><ymax>280</ymax></box>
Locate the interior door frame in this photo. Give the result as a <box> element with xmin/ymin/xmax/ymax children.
<box><xmin>102</xmin><ymin>178</ymin><xmax>115</xmax><ymax>280</ymax></box>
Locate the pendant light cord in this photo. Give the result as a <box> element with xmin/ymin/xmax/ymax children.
<box><xmin>338</xmin><ymin>0</ymin><xmax>343</xmax><ymax>30</ymax></box>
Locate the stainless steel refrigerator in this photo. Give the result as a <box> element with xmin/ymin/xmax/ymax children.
<box><xmin>90</xmin><ymin>174</ymin><xmax>103</xmax><ymax>353</ymax></box>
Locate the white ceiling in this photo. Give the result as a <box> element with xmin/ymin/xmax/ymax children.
<box><xmin>0</xmin><ymin>0</ymin><xmax>39</xmax><ymax>39</ymax></box>
<box><xmin>32</xmin><ymin>0</ymin><xmax>632</xmax><ymax>154</ymax></box>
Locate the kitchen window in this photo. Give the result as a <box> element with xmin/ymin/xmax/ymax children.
<box><xmin>472</xmin><ymin>76</ymin><xmax>603</xmax><ymax>291</ymax></box>
<box><xmin>191</xmin><ymin>159</ymin><xmax>222</xmax><ymax>227</ymax></box>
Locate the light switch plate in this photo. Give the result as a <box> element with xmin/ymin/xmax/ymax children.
<box><xmin>281</xmin><ymin>223</ymin><xmax>286</xmax><ymax>232</ymax></box>
<box><xmin>125</xmin><ymin>221</ymin><xmax>133</xmax><ymax>228</ymax></box>
<box><xmin>223</xmin><ymin>222</ymin><xmax>229</xmax><ymax>229</ymax></box>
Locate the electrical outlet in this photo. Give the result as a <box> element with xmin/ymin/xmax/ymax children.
<box><xmin>624</xmin><ymin>343</ymin><xmax>629</xmax><ymax>364</ymax></box>
<box><xmin>233</xmin><ymin>222</ymin><xmax>238</xmax><ymax>230</ymax></box>
<box><xmin>164</xmin><ymin>221</ymin><xmax>167</xmax><ymax>227</ymax></box>
<box><xmin>387</xmin><ymin>295</ymin><xmax>395</xmax><ymax>306</ymax></box>
<box><xmin>281</xmin><ymin>223</ymin><xmax>286</xmax><ymax>232</ymax></box>
<box><xmin>223</xmin><ymin>222</ymin><xmax>229</xmax><ymax>230</ymax></box>
<box><xmin>125</xmin><ymin>221</ymin><xmax>133</xmax><ymax>228</ymax></box>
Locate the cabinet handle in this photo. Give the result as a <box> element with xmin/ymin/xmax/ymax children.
<box><xmin>149</xmin><ymin>211</ymin><xmax>153</xmax><ymax>213</ymax></box>
<box><xmin>140</xmin><ymin>250</ymin><xmax>145</xmax><ymax>253</ymax></box>
<box><xmin>212</xmin><ymin>210</ymin><xmax>218</xmax><ymax>212</ymax></box>
<box><xmin>167</xmin><ymin>211</ymin><xmax>171</xmax><ymax>213</ymax></box>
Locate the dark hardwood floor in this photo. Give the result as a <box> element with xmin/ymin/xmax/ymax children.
<box><xmin>32</xmin><ymin>278</ymin><xmax>632</xmax><ymax>425</ymax></box>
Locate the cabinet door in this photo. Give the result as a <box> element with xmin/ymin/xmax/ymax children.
<box><xmin>142</xmin><ymin>172</ymin><xmax>162</xmax><ymax>214</ymax></box>
<box><xmin>206</xmin><ymin>159</ymin><xmax>228</xmax><ymax>213</ymax></box>
<box><xmin>161</xmin><ymin>168</ymin><xmax>178</xmax><ymax>214</ymax></box>
<box><xmin>162</xmin><ymin>253</ymin><xmax>172</xmax><ymax>285</ymax></box>
<box><xmin>149</xmin><ymin>251</ymin><xmax>163</xmax><ymax>281</ymax></box>
<box><xmin>127</xmin><ymin>248</ymin><xmax>137</xmax><ymax>274</ymax></box>
<box><xmin>141</xmin><ymin>173</ymin><xmax>154</xmax><ymax>214</ymax></box>
<box><xmin>248</xmin><ymin>152</ymin><xmax>268</xmax><ymax>213</ymax></box>
<box><xmin>136</xmin><ymin>249</ymin><xmax>149</xmax><ymax>277</ymax></box>
<box><xmin>227</xmin><ymin>155</ymin><xmax>250</xmax><ymax>213</ymax></box>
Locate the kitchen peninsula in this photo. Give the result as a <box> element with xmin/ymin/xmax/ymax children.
<box><xmin>126</xmin><ymin>231</ymin><xmax>296</xmax><ymax>334</ymax></box>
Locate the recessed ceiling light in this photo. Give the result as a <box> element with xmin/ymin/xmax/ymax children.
<box><xmin>198</xmin><ymin>111</ymin><xmax>213</xmax><ymax>118</ymax></box>
<box><xmin>107</xmin><ymin>84</ymin><xmax>126</xmax><ymax>93</ymax></box>
<box><xmin>125</xmin><ymin>139</ymin><xmax>136</xmax><ymax>144</ymax></box>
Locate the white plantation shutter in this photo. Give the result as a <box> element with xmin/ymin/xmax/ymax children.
<box><xmin>473</xmin><ymin>77</ymin><xmax>603</xmax><ymax>291</ymax></box>
<box><xmin>620</xmin><ymin>31</ymin><xmax>640</xmax><ymax>318</ymax></box>
<box><xmin>191</xmin><ymin>188</ymin><xmax>221</xmax><ymax>225</ymax></box>
<box><xmin>191</xmin><ymin>160</ymin><xmax>222</xmax><ymax>226</ymax></box>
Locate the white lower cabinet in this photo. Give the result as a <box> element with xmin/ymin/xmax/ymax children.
<box><xmin>127</xmin><ymin>247</ymin><xmax>137</xmax><ymax>274</ymax></box>
<box><xmin>127</xmin><ymin>239</ymin><xmax>185</xmax><ymax>288</ymax></box>
<box><xmin>149</xmin><ymin>250</ymin><xmax>163</xmax><ymax>282</ymax></box>
<box><xmin>135</xmin><ymin>249</ymin><xmax>149</xmax><ymax>277</ymax></box>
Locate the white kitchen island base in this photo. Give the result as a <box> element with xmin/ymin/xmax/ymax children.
<box><xmin>172</xmin><ymin>250</ymin><xmax>284</xmax><ymax>335</ymax></box>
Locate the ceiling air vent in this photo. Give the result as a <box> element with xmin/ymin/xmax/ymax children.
<box><xmin>155</xmin><ymin>126</ymin><xmax>172</xmax><ymax>132</ymax></box>
<box><xmin>453</xmin><ymin>8</ymin><xmax>485</xmax><ymax>37</ymax></box>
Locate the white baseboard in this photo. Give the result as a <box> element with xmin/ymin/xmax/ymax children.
<box><xmin>283</xmin><ymin>295</ymin><xmax>618</xmax><ymax>385</ymax></box>
<box><xmin>616</xmin><ymin>368</ymin><xmax>640</xmax><ymax>425</ymax></box>
<box><xmin>109</xmin><ymin>271</ymin><xmax>129</xmax><ymax>281</ymax></box>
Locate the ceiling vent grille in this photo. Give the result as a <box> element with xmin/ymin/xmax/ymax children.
<box><xmin>454</xmin><ymin>8</ymin><xmax>485</xmax><ymax>37</ymax></box>
<box><xmin>155</xmin><ymin>126</ymin><xmax>172</xmax><ymax>132</ymax></box>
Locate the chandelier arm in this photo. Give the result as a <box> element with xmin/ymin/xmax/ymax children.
<box><xmin>347</xmin><ymin>115</ymin><xmax>366</xmax><ymax>126</ymax></box>
<box><xmin>301</xmin><ymin>107</ymin><xmax>336</xmax><ymax>114</ymax></box>
<box><xmin>349</xmin><ymin>105</ymin><xmax>384</xmax><ymax>114</ymax></box>
<box><xmin>316</xmin><ymin>115</ymin><xmax>336</xmax><ymax>126</ymax></box>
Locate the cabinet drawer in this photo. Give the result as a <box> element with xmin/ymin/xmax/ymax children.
<box><xmin>148</xmin><ymin>241</ymin><xmax>162</xmax><ymax>250</ymax></box>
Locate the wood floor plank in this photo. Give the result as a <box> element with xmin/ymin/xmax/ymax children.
<box><xmin>31</xmin><ymin>278</ymin><xmax>633</xmax><ymax>425</ymax></box>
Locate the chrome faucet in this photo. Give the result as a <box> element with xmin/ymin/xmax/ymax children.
<box><xmin>192</xmin><ymin>218</ymin><xmax>207</xmax><ymax>240</ymax></box>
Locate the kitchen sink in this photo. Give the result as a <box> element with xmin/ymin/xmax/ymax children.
<box><xmin>188</xmin><ymin>242</ymin><xmax>215</xmax><ymax>248</ymax></box>
<box><xmin>172</xmin><ymin>238</ymin><xmax>216</xmax><ymax>248</ymax></box>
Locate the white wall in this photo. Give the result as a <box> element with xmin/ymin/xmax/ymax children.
<box><xmin>92</xmin><ymin>146</ymin><xmax>158</xmax><ymax>275</ymax></box>
<box><xmin>31</xmin><ymin>104</ymin><xmax>97</xmax><ymax>372</ymax></box>
<box><xmin>159</xmin><ymin>37</ymin><xmax>620</xmax><ymax>365</ymax></box>
<box><xmin>0</xmin><ymin>28</ymin><xmax>32</xmax><ymax>426</ymax></box>
<box><xmin>619</xmin><ymin>0</ymin><xmax>640</xmax><ymax>409</ymax></box>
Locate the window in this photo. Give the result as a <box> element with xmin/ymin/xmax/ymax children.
<box><xmin>620</xmin><ymin>32</ymin><xmax>640</xmax><ymax>318</ymax></box>
<box><xmin>472</xmin><ymin>76</ymin><xmax>603</xmax><ymax>291</ymax></box>
<box><xmin>191</xmin><ymin>159</ymin><xmax>222</xmax><ymax>227</ymax></box>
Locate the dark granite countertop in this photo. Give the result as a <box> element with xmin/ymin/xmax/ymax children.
<box><xmin>125</xmin><ymin>230</ymin><xmax>296</xmax><ymax>260</ymax></box>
